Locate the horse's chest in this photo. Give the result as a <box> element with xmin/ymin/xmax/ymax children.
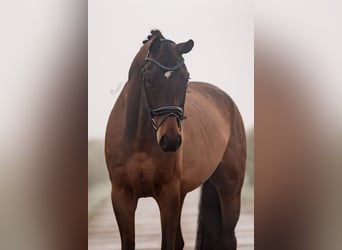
<box><xmin>116</xmin><ymin>152</ymin><xmax>175</xmax><ymax>197</ymax></box>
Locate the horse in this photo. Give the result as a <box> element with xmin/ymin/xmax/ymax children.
<box><xmin>105</xmin><ymin>30</ymin><xmax>246</xmax><ymax>250</ymax></box>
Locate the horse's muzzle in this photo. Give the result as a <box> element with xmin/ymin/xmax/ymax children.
<box><xmin>159</xmin><ymin>134</ymin><xmax>182</xmax><ymax>152</ymax></box>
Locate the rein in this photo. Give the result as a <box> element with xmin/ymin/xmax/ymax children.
<box><xmin>141</xmin><ymin>41</ymin><xmax>186</xmax><ymax>131</ymax></box>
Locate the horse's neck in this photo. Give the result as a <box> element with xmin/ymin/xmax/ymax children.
<box><xmin>123</xmin><ymin>79</ymin><xmax>154</xmax><ymax>145</ymax></box>
<box><xmin>122</xmin><ymin>45</ymin><xmax>156</xmax><ymax>147</ymax></box>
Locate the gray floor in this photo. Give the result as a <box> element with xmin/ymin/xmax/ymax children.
<box><xmin>88</xmin><ymin>188</ymin><xmax>254</xmax><ymax>250</ymax></box>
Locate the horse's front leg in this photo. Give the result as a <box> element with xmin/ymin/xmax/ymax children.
<box><xmin>156</xmin><ymin>182</ymin><xmax>181</xmax><ymax>250</ymax></box>
<box><xmin>111</xmin><ymin>186</ymin><xmax>137</xmax><ymax>250</ymax></box>
<box><xmin>176</xmin><ymin>194</ymin><xmax>186</xmax><ymax>250</ymax></box>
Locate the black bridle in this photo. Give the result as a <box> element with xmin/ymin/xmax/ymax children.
<box><xmin>141</xmin><ymin>41</ymin><xmax>187</xmax><ymax>131</ymax></box>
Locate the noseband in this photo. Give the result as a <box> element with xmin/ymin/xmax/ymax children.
<box><xmin>141</xmin><ymin>40</ymin><xmax>186</xmax><ymax>131</ymax></box>
<box><xmin>150</xmin><ymin>105</ymin><xmax>184</xmax><ymax>130</ymax></box>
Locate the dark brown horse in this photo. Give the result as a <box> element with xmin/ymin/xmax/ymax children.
<box><xmin>105</xmin><ymin>30</ymin><xmax>246</xmax><ymax>250</ymax></box>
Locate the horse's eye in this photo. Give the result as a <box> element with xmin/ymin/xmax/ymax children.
<box><xmin>184</xmin><ymin>77</ymin><xmax>189</xmax><ymax>87</ymax></box>
<box><xmin>142</xmin><ymin>70</ymin><xmax>149</xmax><ymax>80</ymax></box>
<box><xmin>142</xmin><ymin>72</ymin><xmax>153</xmax><ymax>88</ymax></box>
<box><xmin>145</xmin><ymin>78</ymin><xmax>153</xmax><ymax>88</ymax></box>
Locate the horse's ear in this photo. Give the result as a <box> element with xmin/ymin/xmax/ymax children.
<box><xmin>176</xmin><ymin>39</ymin><xmax>194</xmax><ymax>54</ymax></box>
<box><xmin>149</xmin><ymin>38</ymin><xmax>161</xmax><ymax>54</ymax></box>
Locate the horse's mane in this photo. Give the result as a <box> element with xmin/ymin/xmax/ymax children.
<box><xmin>143</xmin><ymin>29</ymin><xmax>165</xmax><ymax>44</ymax></box>
<box><xmin>128</xmin><ymin>30</ymin><xmax>168</xmax><ymax>79</ymax></box>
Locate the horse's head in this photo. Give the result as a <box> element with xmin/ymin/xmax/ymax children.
<box><xmin>141</xmin><ymin>31</ymin><xmax>194</xmax><ymax>152</ymax></box>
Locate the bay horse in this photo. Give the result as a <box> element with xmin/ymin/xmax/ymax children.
<box><xmin>105</xmin><ymin>30</ymin><xmax>246</xmax><ymax>250</ymax></box>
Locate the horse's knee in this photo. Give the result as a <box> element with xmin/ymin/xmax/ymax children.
<box><xmin>176</xmin><ymin>238</ymin><xmax>184</xmax><ymax>250</ymax></box>
<box><xmin>176</xmin><ymin>228</ymin><xmax>184</xmax><ymax>250</ymax></box>
<box><xmin>223</xmin><ymin>233</ymin><xmax>237</xmax><ymax>250</ymax></box>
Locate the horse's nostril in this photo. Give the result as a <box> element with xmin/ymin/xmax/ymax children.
<box><xmin>176</xmin><ymin>135</ymin><xmax>182</xmax><ymax>147</ymax></box>
<box><xmin>159</xmin><ymin>134</ymin><xmax>182</xmax><ymax>152</ymax></box>
<box><xmin>159</xmin><ymin>135</ymin><xmax>169</xmax><ymax>150</ymax></box>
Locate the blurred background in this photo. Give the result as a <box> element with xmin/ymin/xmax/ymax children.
<box><xmin>88</xmin><ymin>0</ymin><xmax>254</xmax><ymax>211</ymax></box>
<box><xmin>88</xmin><ymin>0</ymin><xmax>254</xmax><ymax>140</ymax></box>
<box><xmin>88</xmin><ymin>1</ymin><xmax>254</xmax><ymax>248</ymax></box>
<box><xmin>1</xmin><ymin>0</ymin><xmax>341</xmax><ymax>249</ymax></box>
